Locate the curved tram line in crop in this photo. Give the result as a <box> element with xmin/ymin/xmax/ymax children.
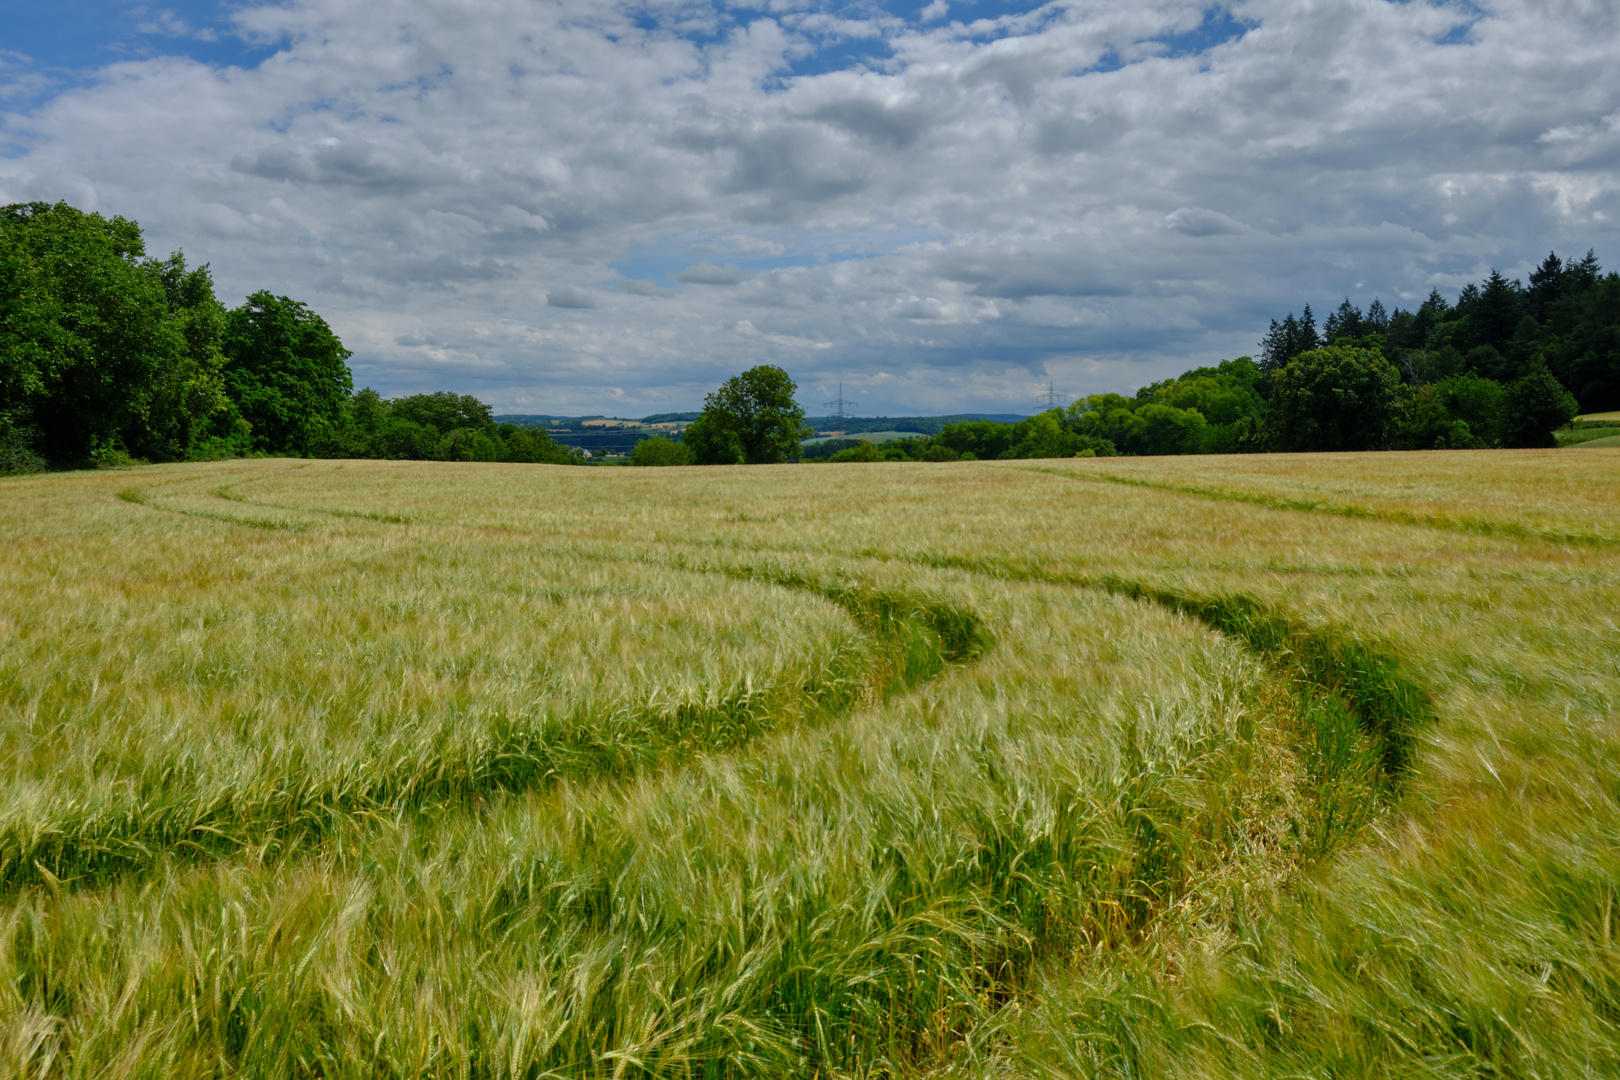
<box><xmin>1017</xmin><ymin>464</ymin><xmax>1620</xmax><ymax>549</ymax></box>
<box><xmin>132</xmin><ymin>471</ymin><xmax>1432</xmax><ymax>794</ymax></box>
<box><xmin>6</xmin><ymin>484</ymin><xmax>990</xmax><ymax>894</ymax></box>
<box><xmin>0</xmin><ymin>469</ymin><xmax>1437</xmax><ymax>1076</ymax></box>
<box><xmin>109</xmin><ymin>474</ymin><xmax>1427</xmax><ymax>887</ymax></box>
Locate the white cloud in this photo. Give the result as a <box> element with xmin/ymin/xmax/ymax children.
<box><xmin>2</xmin><ymin>0</ymin><xmax>1618</xmax><ymax>413</ymax></box>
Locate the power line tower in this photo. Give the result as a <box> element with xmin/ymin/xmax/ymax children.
<box><xmin>823</xmin><ymin>382</ymin><xmax>858</xmax><ymax>424</ymax></box>
<box><xmin>1037</xmin><ymin>380</ymin><xmax>1062</xmax><ymax>410</ymax></box>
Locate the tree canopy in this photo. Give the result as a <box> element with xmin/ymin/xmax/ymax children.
<box><xmin>629</xmin><ymin>435</ymin><xmax>692</xmax><ymax>466</ymax></box>
<box><xmin>684</xmin><ymin>365</ymin><xmax>810</xmax><ymax>465</ymax></box>
<box><xmin>1</xmin><ymin>201</ymin><xmax>584</xmax><ymax>471</ymax></box>
<box><xmin>1270</xmin><ymin>346</ymin><xmax>1403</xmax><ymax>452</ymax></box>
<box><xmin>219</xmin><ymin>292</ymin><xmax>354</xmax><ymax>455</ymax></box>
<box><xmin>1</xmin><ymin>201</ymin><xmax>228</xmax><ymax>465</ymax></box>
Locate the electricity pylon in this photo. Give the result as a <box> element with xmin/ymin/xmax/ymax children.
<box><xmin>823</xmin><ymin>383</ymin><xmax>858</xmax><ymax>423</ymax></box>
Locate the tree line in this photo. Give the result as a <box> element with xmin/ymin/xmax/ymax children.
<box><xmin>1</xmin><ymin>201</ymin><xmax>578</xmax><ymax>473</ymax></box>
<box><xmin>4</xmin><ymin>200</ymin><xmax>1609</xmax><ymax>474</ymax></box>
<box><xmin>636</xmin><ymin>337</ymin><xmax>1585</xmax><ymax>468</ymax></box>
<box><xmin>661</xmin><ymin>253</ymin><xmax>1614</xmax><ymax>465</ymax></box>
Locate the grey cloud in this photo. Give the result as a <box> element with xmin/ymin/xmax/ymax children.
<box><xmin>1165</xmin><ymin>207</ymin><xmax>1247</xmax><ymax>237</ymax></box>
<box><xmin>891</xmin><ymin>297</ymin><xmax>947</xmax><ymax>320</ymax></box>
<box><xmin>810</xmin><ymin>96</ymin><xmax>932</xmax><ymax>148</ymax></box>
<box><xmin>721</xmin><ymin>124</ymin><xmax>870</xmax><ymax>208</ymax></box>
<box><xmin>932</xmin><ymin>246</ymin><xmax>1134</xmax><ymax>300</ymax></box>
<box><xmin>620</xmin><ymin>279</ymin><xmax>674</xmax><ymax>296</ymax></box>
<box><xmin>1033</xmin><ymin>113</ymin><xmax>1126</xmax><ymax>156</ymax></box>
<box><xmin>387</xmin><ymin>254</ymin><xmax>515</xmax><ymax>284</ymax></box>
<box><xmin>231</xmin><ymin>139</ymin><xmax>462</xmax><ymax>193</ymax></box>
<box><xmin>673</xmin><ymin>262</ymin><xmax>743</xmax><ymax>285</ymax></box>
<box><xmin>230</xmin><ymin>147</ymin><xmax>313</xmax><ymax>183</ymax></box>
<box><xmin>546</xmin><ymin>285</ymin><xmax>596</xmax><ymax>308</ymax></box>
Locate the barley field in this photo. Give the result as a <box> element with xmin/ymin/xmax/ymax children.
<box><xmin>1</xmin><ymin>450</ymin><xmax>1617</xmax><ymax>1078</ymax></box>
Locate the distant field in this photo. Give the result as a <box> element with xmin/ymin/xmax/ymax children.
<box><xmin>1</xmin><ymin>450</ymin><xmax>1617</xmax><ymax>1077</ymax></box>
<box><xmin>801</xmin><ymin>429</ymin><xmax>919</xmax><ymax>445</ymax></box>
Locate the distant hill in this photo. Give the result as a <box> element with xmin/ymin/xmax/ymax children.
<box><xmin>490</xmin><ymin>412</ymin><xmax>1031</xmax><ymax>454</ymax></box>
<box><xmin>802</xmin><ymin>430</ymin><xmax>929</xmax><ymax>447</ymax></box>
<box><xmin>495</xmin><ymin>415</ymin><xmax>605</xmax><ymax>427</ymax></box>
<box><xmin>496</xmin><ymin>413</ymin><xmax>1027</xmax><ymax>433</ymax></box>
<box><xmin>802</xmin><ymin>414</ymin><xmax>1027</xmax><ymax>436</ymax></box>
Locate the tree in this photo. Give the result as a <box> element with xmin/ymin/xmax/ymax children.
<box><xmin>827</xmin><ymin>439</ymin><xmax>886</xmax><ymax>462</ymax></box>
<box><xmin>1569</xmin><ymin>249</ymin><xmax>1602</xmax><ymax>288</ymax></box>
<box><xmin>1</xmin><ymin>201</ymin><xmax>228</xmax><ymax>464</ymax></box>
<box><xmin>1258</xmin><ymin>316</ymin><xmax>1296</xmax><ymax>373</ymax></box>
<box><xmin>1323</xmin><ymin>298</ymin><xmax>1363</xmax><ymax>342</ymax></box>
<box><xmin>1528</xmin><ymin>251</ymin><xmax>1565</xmax><ymax>313</ymax></box>
<box><xmin>684</xmin><ymin>365</ymin><xmax>810</xmax><ymax>464</ymax></box>
<box><xmin>1364</xmin><ymin>298</ymin><xmax>1390</xmax><ymax>334</ymax></box>
<box><xmin>1003</xmin><ymin>410</ymin><xmax>1106</xmax><ymax>458</ymax></box>
<box><xmin>1259</xmin><ymin>307</ymin><xmax>1324</xmax><ymax>374</ymax></box>
<box><xmin>1299</xmin><ymin>304</ymin><xmax>1321</xmax><ymax>353</ymax></box>
<box><xmin>1395</xmin><ymin>289</ymin><xmax>1450</xmax><ymax>353</ymax></box>
<box><xmin>220</xmin><ymin>292</ymin><xmax>353</xmax><ymax>454</ymax></box>
<box><xmin>630</xmin><ymin>434</ymin><xmax>692</xmax><ymax>466</ymax></box>
<box><xmin>936</xmin><ymin>418</ymin><xmax>1018</xmax><ymax>461</ymax></box>
<box><xmin>1499</xmin><ymin>366</ymin><xmax>1578</xmax><ymax>448</ymax></box>
<box><xmin>1117</xmin><ymin>403</ymin><xmax>1208</xmax><ymax>456</ymax></box>
<box><xmin>1549</xmin><ymin>272</ymin><xmax>1620</xmax><ymax>412</ymax></box>
<box><xmin>1269</xmin><ymin>345</ymin><xmax>1402</xmax><ymax>452</ymax></box>
<box><xmin>1389</xmin><ymin>374</ymin><xmax>1502</xmax><ymax>450</ymax></box>
<box><xmin>390</xmin><ymin>391</ymin><xmax>495</xmax><ymax>436</ymax></box>
<box><xmin>1473</xmin><ymin>269</ymin><xmax>1525</xmax><ymax>353</ymax></box>
<box><xmin>499</xmin><ymin>425</ymin><xmax>582</xmax><ymax>465</ymax></box>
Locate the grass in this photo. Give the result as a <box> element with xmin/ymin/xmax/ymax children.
<box><xmin>0</xmin><ymin>451</ymin><xmax>1616</xmax><ymax>1077</ymax></box>
<box><xmin>801</xmin><ymin>431</ymin><xmax>919</xmax><ymax>445</ymax></box>
<box><xmin>1567</xmin><ymin>432</ymin><xmax>1620</xmax><ymax>448</ymax></box>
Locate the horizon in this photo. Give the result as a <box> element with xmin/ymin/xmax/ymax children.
<box><xmin>491</xmin><ymin>409</ymin><xmax>1035</xmax><ymax>420</ymax></box>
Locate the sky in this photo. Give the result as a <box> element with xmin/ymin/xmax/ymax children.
<box><xmin>3</xmin><ymin>1</ymin><xmax>1618</xmax><ymax>416</ymax></box>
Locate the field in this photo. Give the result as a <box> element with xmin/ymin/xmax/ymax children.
<box><xmin>1</xmin><ymin>450</ymin><xmax>1617</xmax><ymax>1078</ymax></box>
<box><xmin>801</xmin><ymin>431</ymin><xmax>922</xmax><ymax>446</ymax></box>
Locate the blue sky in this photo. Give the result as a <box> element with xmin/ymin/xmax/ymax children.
<box><xmin>4</xmin><ymin>0</ymin><xmax>1617</xmax><ymax>415</ymax></box>
<box><xmin>11</xmin><ymin>0</ymin><xmax>250</xmax><ymax>65</ymax></box>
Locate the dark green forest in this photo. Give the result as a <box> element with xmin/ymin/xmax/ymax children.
<box><xmin>3</xmin><ymin>200</ymin><xmax>1613</xmax><ymax>473</ymax></box>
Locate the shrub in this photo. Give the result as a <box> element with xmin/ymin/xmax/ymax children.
<box><xmin>1500</xmin><ymin>366</ymin><xmax>1579</xmax><ymax>448</ymax></box>
<box><xmin>828</xmin><ymin>440</ymin><xmax>886</xmax><ymax>462</ymax></box>
<box><xmin>630</xmin><ymin>435</ymin><xmax>692</xmax><ymax>466</ymax></box>
<box><xmin>1270</xmin><ymin>345</ymin><xmax>1402</xmax><ymax>452</ymax></box>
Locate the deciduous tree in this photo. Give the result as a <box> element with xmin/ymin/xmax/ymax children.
<box><xmin>1</xmin><ymin>201</ymin><xmax>228</xmax><ymax>464</ymax></box>
<box><xmin>1269</xmin><ymin>345</ymin><xmax>1401</xmax><ymax>452</ymax></box>
<box><xmin>220</xmin><ymin>292</ymin><xmax>353</xmax><ymax>454</ymax></box>
<box><xmin>685</xmin><ymin>365</ymin><xmax>810</xmax><ymax>465</ymax></box>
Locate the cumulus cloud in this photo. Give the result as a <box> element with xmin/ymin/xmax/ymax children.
<box><xmin>2</xmin><ymin>0</ymin><xmax>1617</xmax><ymax>414</ymax></box>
